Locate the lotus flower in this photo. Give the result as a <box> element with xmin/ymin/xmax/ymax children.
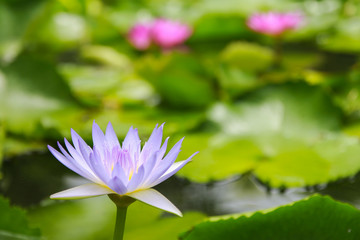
<box><xmin>48</xmin><ymin>122</ymin><xmax>197</xmax><ymax>216</ymax></box>
<box><xmin>128</xmin><ymin>19</ymin><xmax>192</xmax><ymax>50</ymax></box>
<box><xmin>127</xmin><ymin>23</ymin><xmax>152</xmax><ymax>50</ymax></box>
<box><xmin>151</xmin><ymin>19</ymin><xmax>192</xmax><ymax>49</ymax></box>
<box><xmin>247</xmin><ymin>12</ymin><xmax>303</xmax><ymax>36</ymax></box>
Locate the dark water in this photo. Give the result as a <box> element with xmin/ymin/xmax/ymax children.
<box><xmin>2</xmin><ymin>150</ymin><xmax>360</xmax><ymax>215</ymax></box>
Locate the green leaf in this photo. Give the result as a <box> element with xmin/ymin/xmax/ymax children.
<box><xmin>137</xmin><ymin>53</ymin><xmax>216</xmax><ymax>109</ymax></box>
<box><xmin>253</xmin><ymin>135</ymin><xmax>360</xmax><ymax>187</ymax></box>
<box><xmin>180</xmin><ymin>195</ymin><xmax>360</xmax><ymax>240</ymax></box>
<box><xmin>177</xmin><ymin>83</ymin><xmax>360</xmax><ymax>187</ymax></box>
<box><xmin>318</xmin><ymin>17</ymin><xmax>360</xmax><ymax>53</ymax></box>
<box><xmin>216</xmin><ymin>65</ymin><xmax>260</xmax><ymax>98</ymax></box>
<box><xmin>209</xmin><ymin>83</ymin><xmax>341</xmax><ymax>139</ymax></box>
<box><xmin>34</xmin><ymin>12</ymin><xmax>89</xmax><ymax>51</ymax></box>
<box><xmin>29</xmin><ymin>197</ymin><xmax>206</xmax><ymax>240</ymax></box>
<box><xmin>2</xmin><ymin>53</ymin><xmax>78</xmax><ymax>138</ymax></box>
<box><xmin>220</xmin><ymin>41</ymin><xmax>273</xmax><ymax>72</ymax></box>
<box><xmin>0</xmin><ymin>196</ymin><xmax>41</xmax><ymax>239</ymax></box>
<box><xmin>178</xmin><ymin>132</ymin><xmax>360</xmax><ymax>187</ymax></box>
<box><xmin>177</xmin><ymin>134</ymin><xmax>262</xmax><ymax>182</ymax></box>
<box><xmin>192</xmin><ymin>14</ymin><xmax>248</xmax><ymax>41</ymax></box>
<box><xmin>59</xmin><ymin>64</ymin><xmax>154</xmax><ymax>106</ymax></box>
<box><xmin>0</xmin><ymin>1</ymin><xmax>45</xmax><ymax>61</ymax></box>
<box><xmin>3</xmin><ymin>137</ymin><xmax>45</xmax><ymax>158</ymax></box>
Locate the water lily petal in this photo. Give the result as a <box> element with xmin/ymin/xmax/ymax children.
<box><xmin>64</xmin><ymin>138</ymin><xmax>89</xmax><ymax>170</ymax></box>
<box><xmin>71</xmin><ymin>129</ymin><xmax>88</xmax><ymax>154</ymax></box>
<box><xmin>141</xmin><ymin>124</ymin><xmax>163</xmax><ymax>161</ymax></box>
<box><xmin>141</xmin><ymin>151</ymin><xmax>159</xmax><ymax>183</ymax></box>
<box><xmin>105</xmin><ymin>122</ymin><xmax>120</xmax><ymax>150</ymax></box>
<box><xmin>128</xmin><ymin>188</ymin><xmax>182</xmax><ymax>216</ymax></box>
<box><xmin>150</xmin><ymin>152</ymin><xmax>198</xmax><ymax>187</ymax></box>
<box><xmin>157</xmin><ymin>136</ymin><xmax>169</xmax><ymax>160</ymax></box>
<box><xmin>50</xmin><ymin>183</ymin><xmax>115</xmax><ymax>199</ymax></box>
<box><xmin>49</xmin><ymin>145</ymin><xmax>96</xmax><ymax>182</ymax></box>
<box><xmin>143</xmin><ymin>138</ymin><xmax>183</xmax><ymax>186</ymax></box>
<box><xmin>127</xmin><ymin>165</ymin><xmax>145</xmax><ymax>192</ymax></box>
<box><xmin>88</xmin><ymin>148</ymin><xmax>110</xmax><ymax>183</ymax></box>
<box><xmin>92</xmin><ymin>121</ymin><xmax>106</xmax><ymax>154</ymax></box>
<box><xmin>122</xmin><ymin>127</ymin><xmax>141</xmax><ymax>156</ymax></box>
<box><xmin>107</xmin><ymin>177</ymin><xmax>128</xmax><ymax>195</ymax></box>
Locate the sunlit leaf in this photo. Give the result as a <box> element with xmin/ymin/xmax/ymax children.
<box><xmin>180</xmin><ymin>195</ymin><xmax>360</xmax><ymax>240</ymax></box>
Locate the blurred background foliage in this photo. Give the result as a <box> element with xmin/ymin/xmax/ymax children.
<box><xmin>1</xmin><ymin>0</ymin><xmax>360</xmax><ymax>239</ymax></box>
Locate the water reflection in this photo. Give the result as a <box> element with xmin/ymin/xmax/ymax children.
<box><xmin>2</xmin><ymin>151</ymin><xmax>360</xmax><ymax>215</ymax></box>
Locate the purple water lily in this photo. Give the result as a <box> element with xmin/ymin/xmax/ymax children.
<box><xmin>48</xmin><ymin>121</ymin><xmax>197</xmax><ymax>216</ymax></box>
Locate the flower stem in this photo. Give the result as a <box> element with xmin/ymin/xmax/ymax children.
<box><xmin>113</xmin><ymin>206</ymin><xmax>128</xmax><ymax>240</ymax></box>
<box><xmin>109</xmin><ymin>194</ymin><xmax>136</xmax><ymax>240</ymax></box>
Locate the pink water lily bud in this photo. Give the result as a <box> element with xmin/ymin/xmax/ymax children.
<box><xmin>128</xmin><ymin>23</ymin><xmax>152</xmax><ymax>50</ymax></box>
<box><xmin>151</xmin><ymin>19</ymin><xmax>192</xmax><ymax>49</ymax></box>
<box><xmin>48</xmin><ymin>122</ymin><xmax>198</xmax><ymax>216</ymax></box>
<box><xmin>247</xmin><ymin>12</ymin><xmax>303</xmax><ymax>36</ymax></box>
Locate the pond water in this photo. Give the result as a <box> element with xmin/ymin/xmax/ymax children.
<box><xmin>2</xmin><ymin>150</ymin><xmax>360</xmax><ymax>216</ymax></box>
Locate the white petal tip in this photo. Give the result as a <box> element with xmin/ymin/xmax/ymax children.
<box><xmin>128</xmin><ymin>188</ymin><xmax>182</xmax><ymax>217</ymax></box>
<box><xmin>50</xmin><ymin>184</ymin><xmax>115</xmax><ymax>200</ymax></box>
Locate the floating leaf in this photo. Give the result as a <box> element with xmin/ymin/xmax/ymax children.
<box><xmin>0</xmin><ymin>196</ymin><xmax>41</xmax><ymax>239</ymax></box>
<box><xmin>177</xmin><ymin>83</ymin><xmax>360</xmax><ymax>187</ymax></box>
<box><xmin>216</xmin><ymin>65</ymin><xmax>260</xmax><ymax>98</ymax></box>
<box><xmin>208</xmin><ymin>83</ymin><xmax>341</xmax><ymax>139</ymax></box>
<box><xmin>180</xmin><ymin>195</ymin><xmax>360</xmax><ymax>240</ymax></box>
<box><xmin>59</xmin><ymin>64</ymin><xmax>154</xmax><ymax>106</ymax></box>
<box><xmin>220</xmin><ymin>41</ymin><xmax>273</xmax><ymax>72</ymax></box>
<box><xmin>192</xmin><ymin>14</ymin><xmax>248</xmax><ymax>41</ymax></box>
<box><xmin>2</xmin><ymin>53</ymin><xmax>78</xmax><ymax>138</ymax></box>
<box><xmin>137</xmin><ymin>53</ymin><xmax>216</xmax><ymax>109</ymax></box>
<box><xmin>177</xmin><ymin>134</ymin><xmax>262</xmax><ymax>182</ymax></box>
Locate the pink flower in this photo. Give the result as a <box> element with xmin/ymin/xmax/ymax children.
<box><xmin>128</xmin><ymin>23</ymin><xmax>152</xmax><ymax>50</ymax></box>
<box><xmin>128</xmin><ymin>19</ymin><xmax>192</xmax><ymax>50</ymax></box>
<box><xmin>247</xmin><ymin>12</ymin><xmax>303</xmax><ymax>36</ymax></box>
<box><xmin>151</xmin><ymin>19</ymin><xmax>192</xmax><ymax>49</ymax></box>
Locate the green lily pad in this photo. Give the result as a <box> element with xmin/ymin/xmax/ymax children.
<box><xmin>216</xmin><ymin>65</ymin><xmax>261</xmax><ymax>98</ymax></box>
<box><xmin>192</xmin><ymin>14</ymin><xmax>248</xmax><ymax>41</ymax></box>
<box><xmin>180</xmin><ymin>195</ymin><xmax>360</xmax><ymax>240</ymax></box>
<box><xmin>3</xmin><ymin>137</ymin><xmax>45</xmax><ymax>158</ymax></box>
<box><xmin>34</xmin><ymin>12</ymin><xmax>89</xmax><ymax>51</ymax></box>
<box><xmin>29</xmin><ymin>197</ymin><xmax>206</xmax><ymax>240</ymax></box>
<box><xmin>0</xmin><ymin>1</ymin><xmax>45</xmax><ymax>61</ymax></box>
<box><xmin>136</xmin><ymin>53</ymin><xmax>216</xmax><ymax>109</ymax></box>
<box><xmin>253</xmin><ymin>135</ymin><xmax>360</xmax><ymax>187</ymax></box>
<box><xmin>2</xmin><ymin>53</ymin><xmax>78</xmax><ymax>138</ymax></box>
<box><xmin>177</xmin><ymin>83</ymin><xmax>360</xmax><ymax>187</ymax></box>
<box><xmin>177</xmin><ymin>133</ymin><xmax>262</xmax><ymax>182</ymax></box>
<box><xmin>0</xmin><ymin>196</ymin><xmax>41</xmax><ymax>239</ymax></box>
<box><xmin>177</xmin><ymin>132</ymin><xmax>360</xmax><ymax>187</ymax></box>
<box><xmin>220</xmin><ymin>41</ymin><xmax>273</xmax><ymax>72</ymax></box>
<box><xmin>59</xmin><ymin>64</ymin><xmax>155</xmax><ymax>106</ymax></box>
<box><xmin>209</xmin><ymin>83</ymin><xmax>341</xmax><ymax>139</ymax></box>
<box><xmin>318</xmin><ymin>17</ymin><xmax>360</xmax><ymax>53</ymax></box>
